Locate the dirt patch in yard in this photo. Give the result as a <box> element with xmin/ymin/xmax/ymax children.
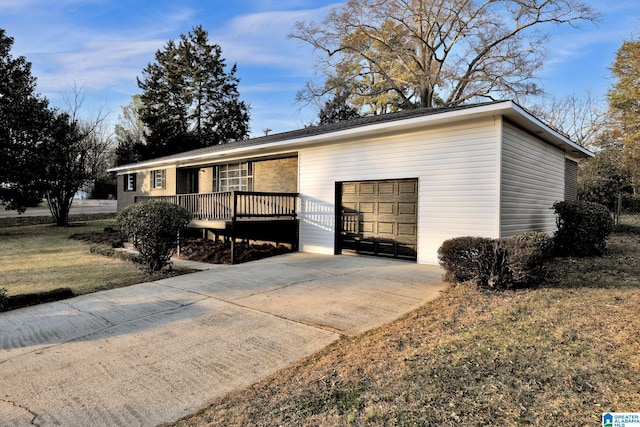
<box><xmin>70</xmin><ymin>230</ymin><xmax>292</xmax><ymax>265</ymax></box>
<box><xmin>177</xmin><ymin>238</ymin><xmax>291</xmax><ymax>264</ymax></box>
<box><xmin>70</xmin><ymin>227</ymin><xmax>125</xmax><ymax>247</ymax></box>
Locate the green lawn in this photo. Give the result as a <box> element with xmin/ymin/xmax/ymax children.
<box><xmin>0</xmin><ymin>219</ymin><xmax>175</xmax><ymax>304</ymax></box>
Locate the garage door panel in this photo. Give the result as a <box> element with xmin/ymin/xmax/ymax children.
<box><xmin>378</xmin><ymin>202</ymin><xmax>395</xmax><ymax>214</ymax></box>
<box><xmin>378</xmin><ymin>182</ymin><xmax>396</xmax><ymax>195</ymax></box>
<box><xmin>398</xmin><ymin>202</ymin><xmax>416</xmax><ymax>215</ymax></box>
<box><xmin>342</xmin><ymin>202</ymin><xmax>357</xmax><ymax>212</ymax></box>
<box><xmin>343</xmin><ymin>183</ymin><xmax>357</xmax><ymax>194</ymax></box>
<box><xmin>398</xmin><ymin>223</ymin><xmax>416</xmax><ymax>236</ymax></box>
<box><xmin>360</xmin><ymin>221</ymin><xmax>374</xmax><ymax>233</ymax></box>
<box><xmin>359</xmin><ymin>202</ymin><xmax>375</xmax><ymax>213</ymax></box>
<box><xmin>378</xmin><ymin>222</ymin><xmax>394</xmax><ymax>235</ymax></box>
<box><xmin>340</xmin><ymin>179</ymin><xmax>417</xmax><ymax>260</ymax></box>
<box><xmin>359</xmin><ymin>183</ymin><xmax>375</xmax><ymax>194</ymax></box>
<box><xmin>399</xmin><ymin>181</ymin><xmax>417</xmax><ymax>194</ymax></box>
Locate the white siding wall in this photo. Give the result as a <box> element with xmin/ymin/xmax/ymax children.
<box><xmin>500</xmin><ymin>120</ymin><xmax>565</xmax><ymax>236</ymax></box>
<box><xmin>298</xmin><ymin>117</ymin><xmax>501</xmax><ymax>264</ymax></box>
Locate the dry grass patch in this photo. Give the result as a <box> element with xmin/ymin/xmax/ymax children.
<box><xmin>172</xmin><ymin>231</ymin><xmax>640</xmax><ymax>426</ymax></box>
<box><xmin>0</xmin><ymin>220</ymin><xmax>191</xmax><ymax>309</ymax></box>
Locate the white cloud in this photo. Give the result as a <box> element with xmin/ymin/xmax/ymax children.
<box><xmin>2</xmin><ymin>1</ymin><xmax>340</xmax><ymax>131</ymax></box>
<box><xmin>211</xmin><ymin>4</ymin><xmax>337</xmax><ymax>72</ymax></box>
<box><xmin>544</xmin><ymin>2</ymin><xmax>639</xmax><ymax>67</ymax></box>
<box><xmin>34</xmin><ymin>39</ymin><xmax>163</xmax><ymax>90</ymax></box>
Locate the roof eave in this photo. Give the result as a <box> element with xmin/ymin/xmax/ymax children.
<box><xmin>107</xmin><ymin>101</ymin><xmax>593</xmax><ymax>174</ymax></box>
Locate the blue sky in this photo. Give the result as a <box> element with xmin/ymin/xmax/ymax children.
<box><xmin>1</xmin><ymin>0</ymin><xmax>638</xmax><ymax>138</ymax></box>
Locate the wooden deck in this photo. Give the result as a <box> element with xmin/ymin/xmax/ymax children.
<box><xmin>135</xmin><ymin>191</ymin><xmax>298</xmax><ymax>225</ymax></box>
<box><xmin>135</xmin><ymin>191</ymin><xmax>300</xmax><ymax>262</ymax></box>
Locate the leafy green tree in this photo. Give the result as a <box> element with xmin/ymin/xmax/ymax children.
<box><xmin>291</xmin><ymin>0</ymin><xmax>597</xmax><ymax>114</ymax></box>
<box><xmin>1</xmin><ymin>30</ymin><xmax>111</xmax><ymax>222</ymax></box>
<box><xmin>608</xmin><ymin>37</ymin><xmax>640</xmax><ymax>193</ymax></box>
<box><xmin>137</xmin><ymin>25</ymin><xmax>250</xmax><ymax>160</ymax></box>
<box><xmin>0</xmin><ymin>28</ymin><xmax>51</xmax><ymax>212</ymax></box>
<box><xmin>578</xmin><ymin>143</ymin><xmax>632</xmax><ymax>211</ymax></box>
<box><xmin>40</xmin><ymin>111</ymin><xmax>86</xmax><ymax>226</ymax></box>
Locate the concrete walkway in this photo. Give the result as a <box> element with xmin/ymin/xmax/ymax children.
<box><xmin>0</xmin><ymin>253</ymin><xmax>446</xmax><ymax>427</ymax></box>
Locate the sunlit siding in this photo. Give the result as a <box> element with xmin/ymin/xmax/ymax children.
<box><xmin>500</xmin><ymin>120</ymin><xmax>565</xmax><ymax>237</ymax></box>
<box><xmin>298</xmin><ymin>117</ymin><xmax>501</xmax><ymax>264</ymax></box>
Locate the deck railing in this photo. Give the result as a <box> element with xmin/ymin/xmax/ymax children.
<box><xmin>135</xmin><ymin>191</ymin><xmax>298</xmax><ymax>221</ymax></box>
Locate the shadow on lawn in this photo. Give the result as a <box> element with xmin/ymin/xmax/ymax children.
<box><xmin>0</xmin><ymin>295</ymin><xmax>209</xmax><ymax>352</ymax></box>
<box><xmin>540</xmin><ymin>231</ymin><xmax>640</xmax><ymax>290</ymax></box>
<box><xmin>2</xmin><ymin>287</ymin><xmax>75</xmax><ymax>312</ymax></box>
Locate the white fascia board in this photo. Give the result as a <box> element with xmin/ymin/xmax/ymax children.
<box><xmin>503</xmin><ymin>102</ymin><xmax>594</xmax><ymax>158</ymax></box>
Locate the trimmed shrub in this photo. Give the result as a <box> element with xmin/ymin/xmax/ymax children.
<box><xmin>553</xmin><ymin>201</ymin><xmax>612</xmax><ymax>257</ymax></box>
<box><xmin>476</xmin><ymin>238</ymin><xmax>548</xmax><ymax>290</ymax></box>
<box><xmin>437</xmin><ymin>237</ymin><xmax>492</xmax><ymax>282</ymax></box>
<box><xmin>622</xmin><ymin>193</ymin><xmax>640</xmax><ymax>214</ymax></box>
<box><xmin>438</xmin><ymin>234</ymin><xmax>551</xmax><ymax>291</ymax></box>
<box><xmin>117</xmin><ymin>201</ymin><xmax>191</xmax><ymax>271</ymax></box>
<box><xmin>511</xmin><ymin>231</ymin><xmax>554</xmax><ymax>261</ymax></box>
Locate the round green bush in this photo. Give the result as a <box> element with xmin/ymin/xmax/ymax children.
<box><xmin>553</xmin><ymin>201</ymin><xmax>612</xmax><ymax>257</ymax></box>
<box><xmin>117</xmin><ymin>201</ymin><xmax>191</xmax><ymax>271</ymax></box>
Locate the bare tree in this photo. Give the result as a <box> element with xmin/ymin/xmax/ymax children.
<box><xmin>530</xmin><ymin>91</ymin><xmax>607</xmax><ymax>148</ymax></box>
<box><xmin>43</xmin><ymin>85</ymin><xmax>114</xmax><ymax>225</ymax></box>
<box><xmin>291</xmin><ymin>0</ymin><xmax>598</xmax><ymax>114</ymax></box>
<box><xmin>114</xmin><ymin>94</ymin><xmax>147</xmax><ymax>165</ymax></box>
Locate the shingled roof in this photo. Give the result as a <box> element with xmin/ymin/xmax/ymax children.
<box><xmin>115</xmin><ymin>101</ymin><xmax>505</xmax><ymax>167</ymax></box>
<box><xmin>109</xmin><ymin>100</ymin><xmax>593</xmax><ymax>172</ymax></box>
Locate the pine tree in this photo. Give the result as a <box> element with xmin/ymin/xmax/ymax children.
<box><xmin>318</xmin><ymin>90</ymin><xmax>362</xmax><ymax>125</ymax></box>
<box><xmin>0</xmin><ymin>28</ymin><xmax>51</xmax><ymax>212</ymax></box>
<box><xmin>137</xmin><ymin>25</ymin><xmax>250</xmax><ymax>160</ymax></box>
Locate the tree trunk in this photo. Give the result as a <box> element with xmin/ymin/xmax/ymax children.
<box><xmin>47</xmin><ymin>192</ymin><xmax>74</xmax><ymax>226</ymax></box>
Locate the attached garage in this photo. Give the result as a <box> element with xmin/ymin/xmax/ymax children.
<box><xmin>109</xmin><ymin>101</ymin><xmax>594</xmax><ymax>265</ymax></box>
<box><xmin>338</xmin><ymin>179</ymin><xmax>418</xmax><ymax>260</ymax></box>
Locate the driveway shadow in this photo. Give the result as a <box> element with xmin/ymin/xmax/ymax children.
<box><xmin>0</xmin><ymin>283</ymin><xmax>207</xmax><ymax>354</ymax></box>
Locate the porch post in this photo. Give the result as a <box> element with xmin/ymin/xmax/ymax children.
<box><xmin>230</xmin><ymin>191</ymin><xmax>237</xmax><ymax>265</ymax></box>
<box><xmin>230</xmin><ymin>237</ymin><xmax>235</xmax><ymax>265</ymax></box>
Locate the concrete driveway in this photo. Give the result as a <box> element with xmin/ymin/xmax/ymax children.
<box><xmin>0</xmin><ymin>253</ymin><xmax>446</xmax><ymax>427</ymax></box>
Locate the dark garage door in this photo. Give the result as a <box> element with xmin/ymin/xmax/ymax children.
<box><xmin>338</xmin><ymin>179</ymin><xmax>418</xmax><ymax>260</ymax></box>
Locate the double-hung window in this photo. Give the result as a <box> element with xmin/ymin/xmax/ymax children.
<box><xmin>151</xmin><ymin>169</ymin><xmax>165</xmax><ymax>189</ymax></box>
<box><xmin>124</xmin><ymin>173</ymin><xmax>136</xmax><ymax>191</ymax></box>
<box><xmin>216</xmin><ymin>162</ymin><xmax>253</xmax><ymax>192</ymax></box>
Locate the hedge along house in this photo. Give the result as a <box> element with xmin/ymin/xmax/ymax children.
<box><xmin>108</xmin><ymin>101</ymin><xmax>593</xmax><ymax>265</ymax></box>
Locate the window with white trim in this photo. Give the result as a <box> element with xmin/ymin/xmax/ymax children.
<box><xmin>151</xmin><ymin>169</ymin><xmax>165</xmax><ymax>189</ymax></box>
<box><xmin>216</xmin><ymin>162</ymin><xmax>253</xmax><ymax>192</ymax></box>
<box><xmin>124</xmin><ymin>173</ymin><xmax>136</xmax><ymax>191</ymax></box>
